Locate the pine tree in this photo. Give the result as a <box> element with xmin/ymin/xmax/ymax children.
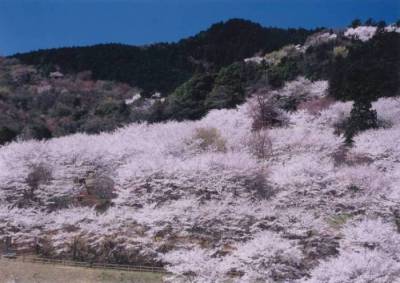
<box><xmin>344</xmin><ymin>100</ymin><xmax>378</xmax><ymax>144</ymax></box>
<box><xmin>350</xmin><ymin>19</ymin><xmax>362</xmax><ymax>28</ymax></box>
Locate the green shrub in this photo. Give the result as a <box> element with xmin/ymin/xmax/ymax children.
<box><xmin>329</xmin><ymin>32</ymin><xmax>400</xmax><ymax>102</ymax></box>
<box><xmin>344</xmin><ymin>101</ymin><xmax>378</xmax><ymax>144</ymax></box>
<box><xmin>53</xmin><ymin>104</ymin><xmax>73</xmax><ymax>117</ymax></box>
<box><xmin>264</xmin><ymin>44</ymin><xmax>300</xmax><ymax>66</ymax></box>
<box><xmin>31</xmin><ymin>124</ymin><xmax>53</xmax><ymax>140</ymax></box>
<box><xmin>95</xmin><ymin>101</ymin><xmax>120</xmax><ymax>117</ymax></box>
<box><xmin>333</xmin><ymin>46</ymin><xmax>349</xmax><ymax>58</ymax></box>
<box><xmin>0</xmin><ymin>126</ymin><xmax>18</xmax><ymax>145</ymax></box>
<box><xmin>205</xmin><ymin>63</ymin><xmax>247</xmax><ymax>109</ymax></box>
<box><xmin>301</xmin><ymin>42</ymin><xmax>335</xmax><ymax>80</ymax></box>
<box><xmin>350</xmin><ymin>19</ymin><xmax>362</xmax><ymax>28</ymax></box>
<box><xmin>164</xmin><ymin>73</ymin><xmax>215</xmax><ymax>120</ymax></box>
<box><xmin>147</xmin><ymin>100</ymin><xmax>165</xmax><ymax>123</ymax></box>
<box><xmin>268</xmin><ymin>57</ymin><xmax>300</xmax><ymax>88</ymax></box>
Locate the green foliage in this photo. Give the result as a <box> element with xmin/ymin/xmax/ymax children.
<box><xmin>268</xmin><ymin>57</ymin><xmax>301</xmax><ymax>88</ymax></box>
<box><xmin>0</xmin><ymin>58</ymin><xmax>142</xmax><ymax>141</ymax></box>
<box><xmin>30</xmin><ymin>124</ymin><xmax>53</xmax><ymax>140</ymax></box>
<box><xmin>205</xmin><ymin>63</ymin><xmax>246</xmax><ymax>109</ymax></box>
<box><xmin>364</xmin><ymin>18</ymin><xmax>377</xmax><ymax>26</ymax></box>
<box><xmin>95</xmin><ymin>101</ymin><xmax>126</xmax><ymax>117</ymax></box>
<box><xmin>1</xmin><ymin>20</ymin><xmax>397</xmax><ymax>146</ymax></box>
<box><xmin>161</xmin><ymin>61</ymin><xmax>264</xmax><ymax>121</ymax></box>
<box><xmin>350</xmin><ymin>19</ymin><xmax>362</xmax><ymax>28</ymax></box>
<box><xmin>329</xmin><ymin>32</ymin><xmax>400</xmax><ymax>102</ymax></box>
<box><xmin>344</xmin><ymin>101</ymin><xmax>378</xmax><ymax>144</ymax></box>
<box><xmin>377</xmin><ymin>20</ymin><xmax>387</xmax><ymax>29</ymax></box>
<box><xmin>11</xmin><ymin>93</ymin><xmax>32</xmax><ymax>111</ymax></box>
<box><xmin>207</xmin><ymin>61</ymin><xmax>265</xmax><ymax>109</ymax></box>
<box><xmin>147</xmin><ymin>100</ymin><xmax>165</xmax><ymax>123</ymax></box>
<box><xmin>52</xmin><ymin>104</ymin><xmax>72</xmax><ymax>117</ymax></box>
<box><xmin>159</xmin><ymin>27</ymin><xmax>399</xmax><ymax>124</ymax></box>
<box><xmin>164</xmin><ymin>73</ymin><xmax>215</xmax><ymax>120</ymax></box>
<box><xmin>301</xmin><ymin>42</ymin><xmax>336</xmax><ymax>80</ymax></box>
<box><xmin>333</xmin><ymin>46</ymin><xmax>349</xmax><ymax>58</ymax></box>
<box><xmin>0</xmin><ymin>126</ymin><xmax>18</xmax><ymax>145</ymax></box>
<box><xmin>14</xmin><ymin>19</ymin><xmax>313</xmax><ymax>94</ymax></box>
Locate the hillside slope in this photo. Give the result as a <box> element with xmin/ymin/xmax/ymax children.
<box><xmin>1</xmin><ymin>22</ymin><xmax>400</xmax><ymax>282</ymax></box>
<box><xmin>3</xmin><ymin>24</ymin><xmax>398</xmax><ymax>145</ymax></box>
<box><xmin>1</xmin><ymin>77</ymin><xmax>399</xmax><ymax>282</ymax></box>
<box><xmin>0</xmin><ymin>57</ymin><xmax>147</xmax><ymax>142</ymax></box>
<box><xmin>13</xmin><ymin>19</ymin><xmax>313</xmax><ymax>94</ymax></box>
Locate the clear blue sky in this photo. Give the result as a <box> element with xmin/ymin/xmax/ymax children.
<box><xmin>0</xmin><ymin>0</ymin><xmax>398</xmax><ymax>55</ymax></box>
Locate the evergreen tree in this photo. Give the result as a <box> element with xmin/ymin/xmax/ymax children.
<box><xmin>205</xmin><ymin>63</ymin><xmax>246</xmax><ymax>109</ymax></box>
<box><xmin>365</xmin><ymin>18</ymin><xmax>377</xmax><ymax>26</ymax></box>
<box><xmin>14</xmin><ymin>19</ymin><xmax>314</xmax><ymax>94</ymax></box>
<box><xmin>350</xmin><ymin>19</ymin><xmax>362</xmax><ymax>28</ymax></box>
<box><xmin>344</xmin><ymin>100</ymin><xmax>378</xmax><ymax>144</ymax></box>
<box><xmin>164</xmin><ymin>73</ymin><xmax>215</xmax><ymax>120</ymax></box>
<box><xmin>329</xmin><ymin>32</ymin><xmax>400</xmax><ymax>101</ymax></box>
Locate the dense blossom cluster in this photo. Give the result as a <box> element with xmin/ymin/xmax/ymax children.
<box><xmin>0</xmin><ymin>78</ymin><xmax>399</xmax><ymax>282</ymax></box>
<box><xmin>344</xmin><ymin>26</ymin><xmax>378</xmax><ymax>41</ymax></box>
<box><xmin>344</xmin><ymin>25</ymin><xmax>400</xmax><ymax>41</ymax></box>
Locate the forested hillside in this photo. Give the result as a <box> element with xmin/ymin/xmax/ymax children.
<box><xmin>14</xmin><ymin>19</ymin><xmax>314</xmax><ymax>94</ymax></box>
<box><xmin>1</xmin><ymin>18</ymin><xmax>400</xmax><ymax>282</ymax></box>
<box><xmin>2</xmin><ymin>20</ymin><xmax>399</xmax><ymax>146</ymax></box>
<box><xmin>0</xmin><ymin>58</ymin><xmax>143</xmax><ymax>143</ymax></box>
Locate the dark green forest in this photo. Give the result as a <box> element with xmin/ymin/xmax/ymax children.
<box><xmin>14</xmin><ymin>19</ymin><xmax>314</xmax><ymax>94</ymax></box>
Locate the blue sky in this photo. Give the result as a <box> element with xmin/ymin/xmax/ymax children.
<box><xmin>0</xmin><ymin>0</ymin><xmax>398</xmax><ymax>55</ymax></box>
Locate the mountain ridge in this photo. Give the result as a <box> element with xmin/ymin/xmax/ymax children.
<box><xmin>13</xmin><ymin>19</ymin><xmax>315</xmax><ymax>94</ymax></box>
